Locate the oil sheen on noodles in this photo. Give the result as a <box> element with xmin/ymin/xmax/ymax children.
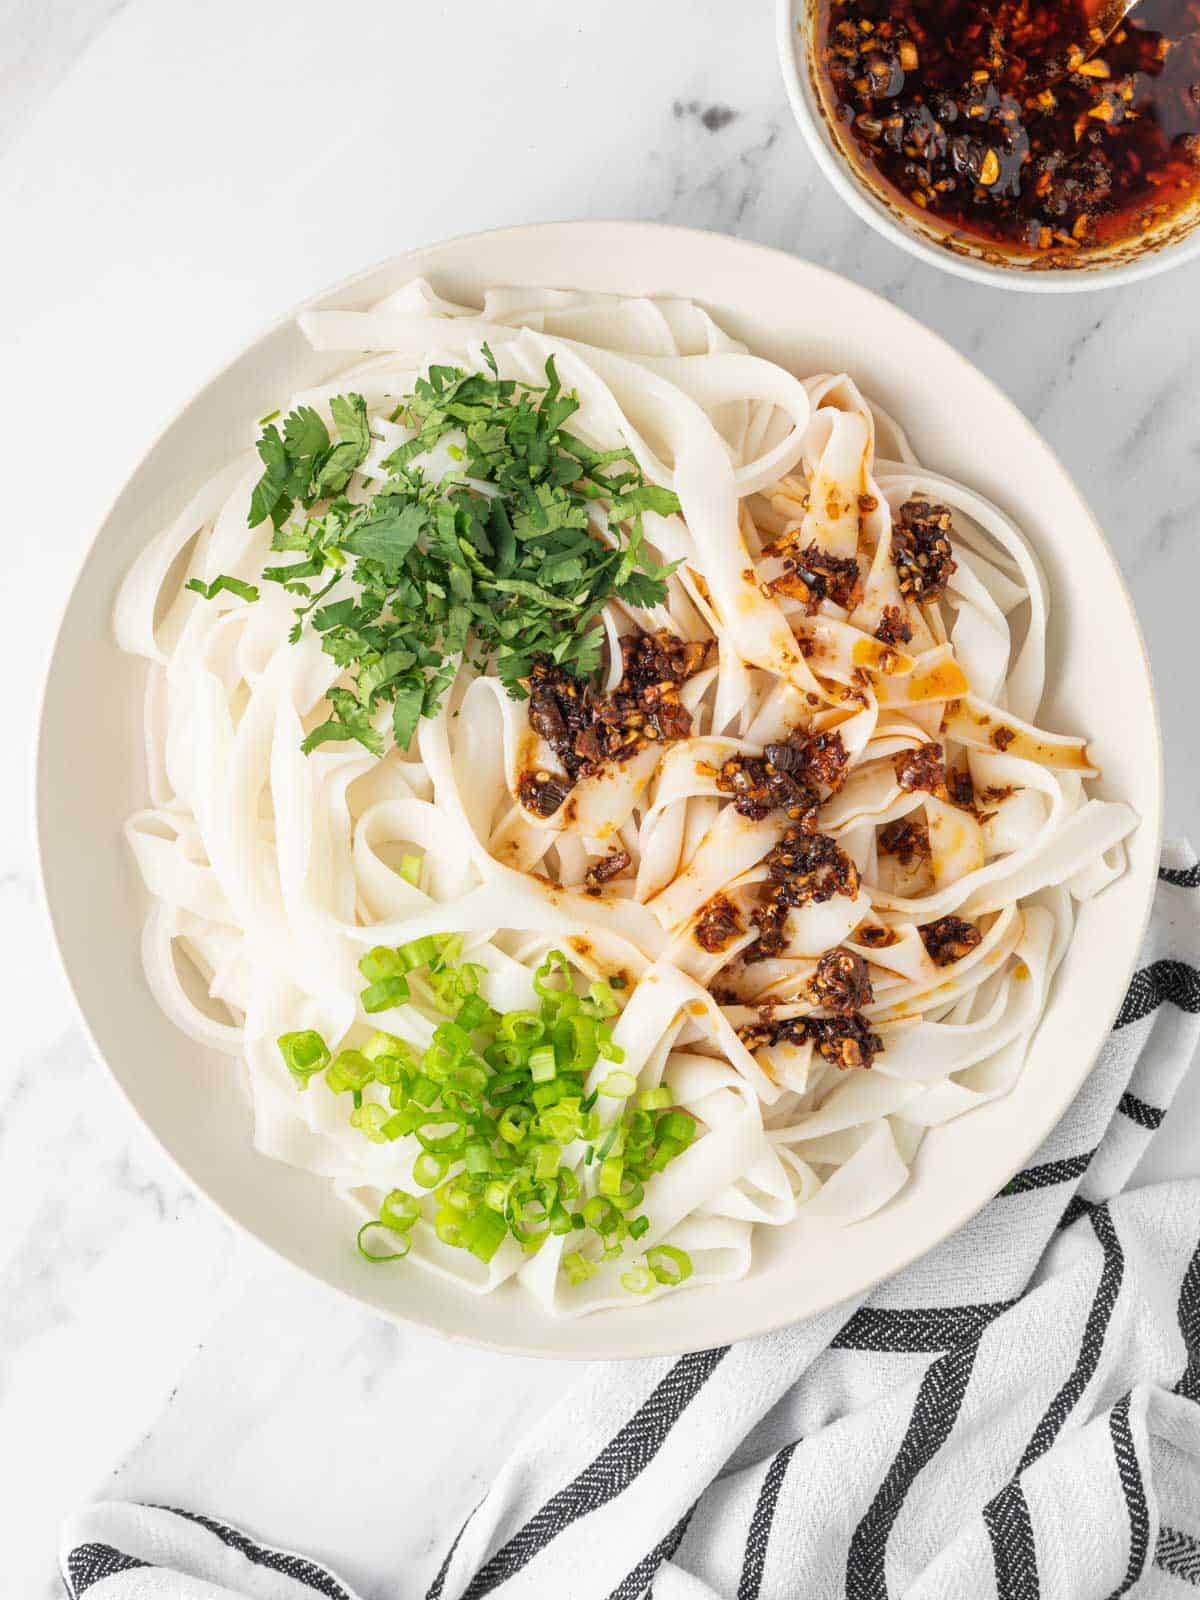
<box><xmin>115</xmin><ymin>280</ymin><xmax>1136</xmax><ymax>1316</ymax></box>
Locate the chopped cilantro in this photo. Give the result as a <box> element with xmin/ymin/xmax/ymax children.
<box><xmin>247</xmin><ymin>391</ymin><xmax>372</xmax><ymax>531</ymax></box>
<box><xmin>300</xmin><ymin>687</ymin><xmax>384</xmax><ymax>757</ymax></box>
<box><xmin>185</xmin><ymin>574</ymin><xmax>260</xmax><ymax>603</ymax></box>
<box><xmin>213</xmin><ymin>357</ymin><xmax>680</xmax><ymax>756</ymax></box>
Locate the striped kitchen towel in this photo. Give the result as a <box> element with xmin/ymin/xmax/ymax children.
<box><xmin>61</xmin><ymin>847</ymin><xmax>1200</xmax><ymax>1600</ymax></box>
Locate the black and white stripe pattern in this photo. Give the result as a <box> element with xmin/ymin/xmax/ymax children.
<box><xmin>1156</xmin><ymin>1526</ymin><xmax>1200</xmax><ymax>1586</ymax></box>
<box><xmin>64</xmin><ymin>1544</ymin><xmax>149</xmax><ymax>1597</ymax></box>
<box><xmin>456</xmin><ymin>1347</ymin><xmax>726</xmax><ymax>1600</ymax></box>
<box><xmin>736</xmin><ymin>1444</ymin><xmax>797</xmax><ymax>1600</ymax></box>
<box><xmin>59</xmin><ymin>848</ymin><xmax>1200</xmax><ymax>1600</ymax></box>
<box><xmin>831</xmin><ymin>1302</ymin><xmax>1014</xmax><ymax>1352</ymax></box>
<box><xmin>1015</xmin><ymin>1204</ymin><xmax>1125</xmax><ymax>1475</ymax></box>
<box><xmin>845</xmin><ymin>1341</ymin><xmax>981</xmax><ymax>1599</ymax></box>
<box><xmin>1175</xmin><ymin>1235</ymin><xmax>1200</xmax><ymax>1405</ymax></box>
<box><xmin>1114</xmin><ymin>959</ymin><xmax>1200</xmax><ymax>1030</ymax></box>
<box><xmin>607</xmin><ymin>1498</ymin><xmax>698</xmax><ymax>1600</ymax></box>
<box><xmin>156</xmin><ymin>1506</ymin><xmax>356</xmax><ymax>1599</ymax></box>
<box><xmin>974</xmin><ymin>1204</ymin><xmax>1129</xmax><ymax>1595</ymax></box>
<box><xmin>1000</xmin><ymin>1151</ymin><xmax>1095</xmax><ymax>1196</ymax></box>
<box><xmin>60</xmin><ymin>1503</ymin><xmax>361</xmax><ymax>1600</ymax></box>
<box><xmin>1107</xmin><ymin>1392</ymin><xmax>1151</xmax><ymax>1596</ymax></box>
<box><xmin>428</xmin><ymin>1506</ymin><xmax>480</xmax><ymax>1600</ymax></box>
<box><xmin>1117</xmin><ymin>1089</ymin><xmax>1166</xmax><ymax>1130</ymax></box>
<box><xmin>983</xmin><ymin>1484</ymin><xmax>1039</xmax><ymax>1600</ymax></box>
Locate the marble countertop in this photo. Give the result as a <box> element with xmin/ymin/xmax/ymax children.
<box><xmin>3</xmin><ymin>2</ymin><xmax>1199</xmax><ymax>1594</ymax></box>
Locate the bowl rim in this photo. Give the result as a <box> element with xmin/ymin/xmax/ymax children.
<box><xmin>32</xmin><ymin>219</ymin><xmax>1164</xmax><ymax>1358</ymax></box>
<box><xmin>776</xmin><ymin>0</ymin><xmax>1200</xmax><ymax>294</ymax></box>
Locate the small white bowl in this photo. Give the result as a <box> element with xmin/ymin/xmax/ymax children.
<box><xmin>777</xmin><ymin>0</ymin><xmax>1200</xmax><ymax>292</ymax></box>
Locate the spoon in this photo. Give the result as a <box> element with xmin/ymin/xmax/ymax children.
<box><xmin>1024</xmin><ymin>0</ymin><xmax>1142</xmax><ymax>91</ymax></box>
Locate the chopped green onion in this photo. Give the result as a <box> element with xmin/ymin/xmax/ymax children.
<box><xmin>434</xmin><ymin>1206</ymin><xmax>464</xmax><ymax>1247</ymax></box>
<box><xmin>649</xmin><ymin>1136</ymin><xmax>683</xmax><ymax>1172</ymax></box>
<box><xmin>427</xmin><ymin>1022</ymin><xmax>472</xmax><ymax>1071</ymax></box>
<box><xmin>414</xmin><ymin>1112</ymin><xmax>469</xmax><ymax>1153</ymax></box>
<box><xmin>625</xmin><ymin>1110</ymin><xmax>654</xmax><ymax>1152</ymax></box>
<box><xmin>595</xmin><ymin>1121</ymin><xmax>624</xmax><ymax>1162</ymax></box>
<box><xmin>599</xmin><ymin>1156</ymin><xmax>625</xmax><ymax>1198</ymax></box>
<box><xmin>464</xmin><ymin>1141</ymin><xmax>493</xmax><ymax>1175</ymax></box>
<box><xmin>535</xmin><ymin>1143</ymin><xmax>561</xmax><ymax>1180</ymax></box>
<box><xmin>498</xmin><ymin>1105</ymin><xmax>532</xmax><ymax>1145</ymax></box>
<box><xmin>638</xmin><ymin>1086</ymin><xmax>673</xmax><ymax>1111</ymax></box>
<box><xmin>447</xmin><ymin>1063</ymin><xmax>488</xmax><ymax>1100</ymax></box>
<box><xmin>357</xmin><ymin>1221</ymin><xmax>411</xmax><ymax>1262</ymax></box>
<box><xmin>276</xmin><ymin>943</ymin><xmax>678</xmax><ymax>1279</ymax></box>
<box><xmin>620</xmin><ymin>1265</ymin><xmax>656</xmax><ymax>1295</ymax></box>
<box><xmin>361</xmin><ymin>1030</ymin><xmax>409</xmax><ymax>1063</ymax></box>
<box><xmin>499</xmin><ymin>1011</ymin><xmax>544</xmax><ymax>1046</ymax></box>
<box><xmin>536</xmin><ymin>1100</ymin><xmax>579</xmax><ymax>1143</ymax></box>
<box><xmin>462</xmin><ymin>1207</ymin><xmax>507</xmax><ymax>1262</ymax></box>
<box><xmin>380</xmin><ymin>1189</ymin><xmax>422</xmax><ymax>1232</ymax></box>
<box><xmin>438</xmin><ymin>1176</ymin><xmax>475</xmax><ymax>1214</ymax></box>
<box><xmin>588</xmin><ymin>979</ymin><xmax>619</xmax><ymax>1017</ymax></box>
<box><xmin>511</xmin><ymin>1200</ymin><xmax>551</xmax><ymax>1249</ymax></box>
<box><xmin>597</xmin><ymin>1031</ymin><xmax>625</xmax><ymax>1063</ymax></box>
<box><xmin>599</xmin><ymin>1070</ymin><xmax>637</xmax><ymax>1098</ymax></box>
<box><xmin>658</xmin><ymin>1111</ymin><xmax>696</xmax><ymax>1145</ymax></box>
<box><xmin>460</xmin><ymin>962</ymin><xmax>486</xmax><ymax>995</ymax></box>
<box><xmin>529</xmin><ymin>1044</ymin><xmax>557</xmax><ymax>1083</ymax></box>
<box><xmin>563</xmin><ymin>1251</ymin><xmax>598</xmax><ymax>1285</ymax></box>
<box><xmin>400</xmin><ymin>853</ymin><xmax>422</xmax><ymax>886</ymax></box>
<box><xmin>426</xmin><ymin>970</ymin><xmax>465</xmax><ymax>1014</ymax></box>
<box><xmin>582</xmin><ymin>1195</ymin><xmax>622</xmax><ymax>1238</ymax></box>
<box><xmin>350</xmin><ymin>1102</ymin><xmax>390</xmax><ymax>1142</ymax></box>
<box><xmin>359</xmin><ymin>946</ymin><xmax>405</xmax><ymax>983</ymax></box>
<box><xmin>326</xmin><ymin>1050</ymin><xmax>374</xmax><ymax>1095</ymax></box>
<box><xmin>361</xmin><ymin>976</ymin><xmax>411</xmax><ymax>1013</ymax></box>
<box><xmin>277</xmin><ymin>1030</ymin><xmax>330</xmax><ymax>1087</ymax></box>
<box><xmin>399</xmin><ymin>935</ymin><xmax>440</xmax><ymax>970</ymax></box>
<box><xmin>646</xmin><ymin>1244</ymin><xmax>693</xmax><ymax>1285</ymax></box>
<box><xmin>533</xmin><ymin>951</ymin><xmax>572</xmax><ymax>1001</ymax></box>
<box><xmin>455</xmin><ymin>993</ymin><xmax>491</xmax><ymax>1031</ymax></box>
<box><xmin>413</xmin><ymin>1151</ymin><xmax>450</xmax><ymax>1188</ymax></box>
<box><xmin>564</xmin><ymin>1015</ymin><xmax>598</xmax><ymax>1071</ymax></box>
<box><xmin>370</xmin><ymin>1054</ymin><xmax>410</xmax><ymax>1086</ymax></box>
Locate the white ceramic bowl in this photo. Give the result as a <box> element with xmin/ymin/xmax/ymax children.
<box><xmin>36</xmin><ymin>222</ymin><xmax>1161</xmax><ymax>1359</ymax></box>
<box><xmin>777</xmin><ymin>0</ymin><xmax>1200</xmax><ymax>292</ymax></box>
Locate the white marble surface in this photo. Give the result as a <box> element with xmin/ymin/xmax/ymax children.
<box><xmin>3</xmin><ymin>2</ymin><xmax>1199</xmax><ymax>1594</ymax></box>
